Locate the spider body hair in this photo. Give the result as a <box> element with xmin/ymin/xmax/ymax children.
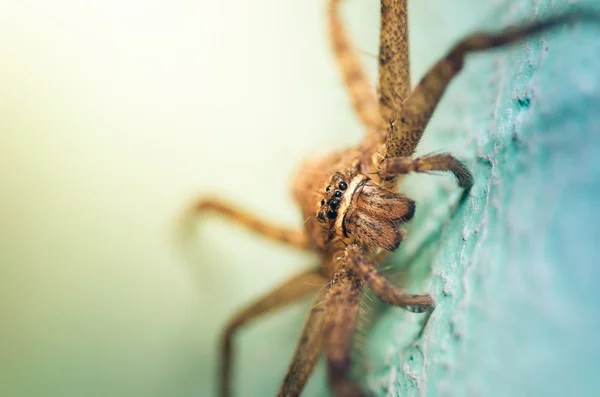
<box><xmin>182</xmin><ymin>3</ymin><xmax>600</xmax><ymax>396</ymax></box>
<box><xmin>295</xmin><ymin>145</ymin><xmax>414</xmax><ymax>260</ymax></box>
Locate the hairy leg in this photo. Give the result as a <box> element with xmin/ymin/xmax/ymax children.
<box><xmin>182</xmin><ymin>199</ymin><xmax>310</xmax><ymax>249</ymax></box>
<box><xmin>380</xmin><ymin>153</ymin><xmax>473</xmax><ymax>188</ymax></box>
<box><xmin>219</xmin><ymin>269</ymin><xmax>327</xmax><ymax>397</ymax></box>
<box><xmin>344</xmin><ymin>244</ymin><xmax>434</xmax><ymax>313</ymax></box>
<box><xmin>277</xmin><ymin>288</ymin><xmax>327</xmax><ymax>397</ymax></box>
<box><xmin>378</xmin><ymin>0</ymin><xmax>410</xmax><ymax>119</ymax></box>
<box><xmin>385</xmin><ymin>11</ymin><xmax>599</xmax><ymax>158</ymax></box>
<box><xmin>323</xmin><ymin>265</ymin><xmax>366</xmax><ymax>397</ymax></box>
<box><xmin>328</xmin><ymin>0</ymin><xmax>381</xmax><ymax>129</ymax></box>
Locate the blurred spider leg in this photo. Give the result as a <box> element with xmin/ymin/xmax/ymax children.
<box><xmin>219</xmin><ymin>269</ymin><xmax>327</xmax><ymax>397</ymax></box>
<box><xmin>182</xmin><ymin>199</ymin><xmax>310</xmax><ymax>249</ymax></box>
<box><xmin>378</xmin><ymin>0</ymin><xmax>410</xmax><ymax>119</ymax></box>
<box><xmin>344</xmin><ymin>245</ymin><xmax>434</xmax><ymax>313</ymax></box>
<box><xmin>329</xmin><ymin>0</ymin><xmax>381</xmax><ymax>129</ymax></box>
<box><xmin>323</xmin><ymin>265</ymin><xmax>366</xmax><ymax>397</ymax></box>
<box><xmin>384</xmin><ymin>12</ymin><xmax>597</xmax><ymax>158</ymax></box>
<box><xmin>380</xmin><ymin>153</ymin><xmax>473</xmax><ymax>188</ymax></box>
<box><xmin>276</xmin><ymin>287</ymin><xmax>327</xmax><ymax>397</ymax></box>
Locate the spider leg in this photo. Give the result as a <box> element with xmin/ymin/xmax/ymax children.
<box><xmin>384</xmin><ymin>11</ymin><xmax>600</xmax><ymax>158</ymax></box>
<box><xmin>181</xmin><ymin>199</ymin><xmax>310</xmax><ymax>249</ymax></box>
<box><xmin>379</xmin><ymin>153</ymin><xmax>473</xmax><ymax>188</ymax></box>
<box><xmin>276</xmin><ymin>287</ymin><xmax>327</xmax><ymax>397</ymax></box>
<box><xmin>328</xmin><ymin>0</ymin><xmax>381</xmax><ymax>129</ymax></box>
<box><xmin>378</xmin><ymin>0</ymin><xmax>410</xmax><ymax>119</ymax></box>
<box><xmin>218</xmin><ymin>269</ymin><xmax>327</xmax><ymax>397</ymax></box>
<box><xmin>344</xmin><ymin>244</ymin><xmax>435</xmax><ymax>313</ymax></box>
<box><xmin>323</xmin><ymin>265</ymin><xmax>366</xmax><ymax>397</ymax></box>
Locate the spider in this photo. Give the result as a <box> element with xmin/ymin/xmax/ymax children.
<box><xmin>182</xmin><ymin>1</ymin><xmax>594</xmax><ymax>396</ymax></box>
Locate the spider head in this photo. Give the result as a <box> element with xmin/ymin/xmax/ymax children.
<box><xmin>316</xmin><ymin>172</ymin><xmax>351</xmax><ymax>224</ymax></box>
<box><xmin>316</xmin><ymin>171</ymin><xmax>415</xmax><ymax>251</ymax></box>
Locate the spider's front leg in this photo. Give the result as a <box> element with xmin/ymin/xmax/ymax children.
<box><xmin>385</xmin><ymin>11</ymin><xmax>600</xmax><ymax>159</ymax></box>
<box><xmin>379</xmin><ymin>153</ymin><xmax>473</xmax><ymax>189</ymax></box>
<box><xmin>322</xmin><ymin>248</ymin><xmax>434</xmax><ymax>397</ymax></box>
<box><xmin>343</xmin><ymin>244</ymin><xmax>435</xmax><ymax>313</ymax></box>
<box><xmin>378</xmin><ymin>0</ymin><xmax>410</xmax><ymax>119</ymax></box>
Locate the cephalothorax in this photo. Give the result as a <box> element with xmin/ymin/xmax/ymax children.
<box><xmin>313</xmin><ymin>167</ymin><xmax>415</xmax><ymax>254</ymax></box>
<box><xmin>183</xmin><ymin>1</ymin><xmax>593</xmax><ymax>396</ymax></box>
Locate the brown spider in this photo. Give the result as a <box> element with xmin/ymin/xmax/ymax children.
<box><xmin>182</xmin><ymin>1</ymin><xmax>593</xmax><ymax>396</ymax></box>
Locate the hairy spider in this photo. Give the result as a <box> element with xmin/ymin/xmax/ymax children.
<box><xmin>183</xmin><ymin>1</ymin><xmax>595</xmax><ymax>396</ymax></box>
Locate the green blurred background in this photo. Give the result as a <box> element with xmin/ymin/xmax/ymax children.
<box><xmin>2</xmin><ymin>0</ymin><xmax>599</xmax><ymax>396</ymax></box>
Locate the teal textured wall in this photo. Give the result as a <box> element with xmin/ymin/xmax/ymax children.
<box><xmin>365</xmin><ymin>1</ymin><xmax>600</xmax><ymax>397</ymax></box>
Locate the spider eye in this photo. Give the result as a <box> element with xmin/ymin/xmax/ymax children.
<box><xmin>326</xmin><ymin>209</ymin><xmax>337</xmax><ymax>220</ymax></box>
<box><xmin>328</xmin><ymin>199</ymin><xmax>339</xmax><ymax>209</ymax></box>
<box><xmin>321</xmin><ymin>199</ymin><xmax>325</xmax><ymax>205</ymax></box>
<box><xmin>325</xmin><ymin>186</ymin><xmax>331</xmax><ymax>192</ymax></box>
<box><xmin>338</xmin><ymin>181</ymin><xmax>347</xmax><ymax>190</ymax></box>
<box><xmin>334</xmin><ymin>190</ymin><xmax>342</xmax><ymax>198</ymax></box>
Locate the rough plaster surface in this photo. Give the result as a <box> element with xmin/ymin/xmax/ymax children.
<box><xmin>364</xmin><ymin>2</ymin><xmax>600</xmax><ymax>397</ymax></box>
